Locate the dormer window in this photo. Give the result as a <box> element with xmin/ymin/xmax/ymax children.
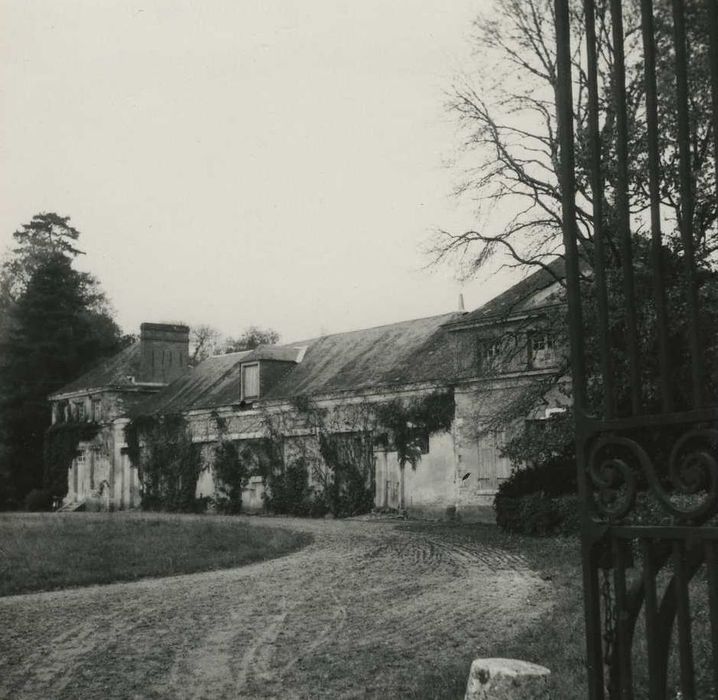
<box><xmin>241</xmin><ymin>363</ymin><xmax>260</xmax><ymax>401</ymax></box>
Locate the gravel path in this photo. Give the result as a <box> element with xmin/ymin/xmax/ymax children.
<box><xmin>0</xmin><ymin>517</ymin><xmax>554</xmax><ymax>699</ymax></box>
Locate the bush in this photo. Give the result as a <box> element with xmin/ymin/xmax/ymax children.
<box><xmin>497</xmin><ymin>454</ymin><xmax>577</xmax><ymax>499</ymax></box>
<box><xmin>318</xmin><ymin>433</ymin><xmax>375</xmax><ymax>517</ymax></box>
<box><xmin>23</xmin><ymin>488</ymin><xmax>53</xmax><ymax>512</ymax></box>
<box><xmin>125</xmin><ymin>415</ymin><xmax>203</xmax><ymax>513</ymax></box>
<box><xmin>213</xmin><ymin>441</ymin><xmax>246</xmax><ymax>515</ymax></box>
<box><xmin>494</xmin><ymin>454</ymin><xmax>578</xmax><ymax>535</ymax></box>
<box><xmin>0</xmin><ymin>473</ymin><xmax>19</xmax><ymax>511</ymax></box>
<box><xmin>495</xmin><ymin>492</ymin><xmax>580</xmax><ymax>536</ymax></box>
<box><xmin>265</xmin><ymin>460</ymin><xmax>325</xmax><ymax>517</ymax></box>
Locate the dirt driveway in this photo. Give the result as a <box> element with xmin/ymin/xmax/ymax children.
<box><xmin>0</xmin><ymin>516</ymin><xmax>554</xmax><ymax>699</ymax></box>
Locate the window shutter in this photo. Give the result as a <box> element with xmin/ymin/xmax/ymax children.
<box><xmin>242</xmin><ymin>364</ymin><xmax>260</xmax><ymax>399</ymax></box>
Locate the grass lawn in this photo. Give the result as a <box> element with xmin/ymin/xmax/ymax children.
<box><xmin>402</xmin><ymin>521</ymin><xmax>714</xmax><ymax>700</ymax></box>
<box><xmin>0</xmin><ymin>512</ymin><xmax>311</xmax><ymax>596</ymax></box>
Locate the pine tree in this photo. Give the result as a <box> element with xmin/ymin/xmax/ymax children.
<box><xmin>0</xmin><ymin>252</ymin><xmax>121</xmax><ymax>505</ymax></box>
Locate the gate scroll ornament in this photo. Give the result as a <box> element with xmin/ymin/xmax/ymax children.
<box><xmin>553</xmin><ymin>0</ymin><xmax>718</xmax><ymax>697</ymax></box>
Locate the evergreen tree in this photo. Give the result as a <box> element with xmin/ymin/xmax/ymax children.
<box><xmin>0</xmin><ymin>231</ymin><xmax>121</xmax><ymax>506</ymax></box>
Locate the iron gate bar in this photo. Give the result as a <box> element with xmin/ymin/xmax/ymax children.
<box><xmin>609</xmin><ymin>0</ymin><xmax>642</xmax><ymax>416</ymax></box>
<box><xmin>583</xmin><ymin>0</ymin><xmax>615</xmax><ymax>418</ymax></box>
<box><xmin>554</xmin><ymin>0</ymin><xmax>587</xmax><ymax>409</ymax></box>
<box><xmin>613</xmin><ymin>526</ymin><xmax>718</xmax><ymax>540</ymax></box>
<box><xmin>639</xmin><ymin>0</ymin><xmax>673</xmax><ymax>414</ymax></box>
<box><xmin>706</xmin><ymin>541</ymin><xmax>718</xmax><ymax>695</ymax></box>
<box><xmin>673</xmin><ymin>540</ymin><xmax>696</xmax><ymax>697</ymax></box>
<box><xmin>709</xmin><ymin>0</ymin><xmax>718</xmax><ymax>198</ymax></box>
<box><xmin>585</xmin><ymin>406</ymin><xmax>718</xmax><ymax>432</ymax></box>
<box><xmin>641</xmin><ymin>540</ymin><xmax>663</xmax><ymax>699</ymax></box>
<box><xmin>554</xmin><ymin>3</ymin><xmax>604</xmax><ymax>695</ymax></box>
<box><xmin>612</xmin><ymin>539</ymin><xmax>633</xmax><ymax>698</ymax></box>
<box><xmin>671</xmin><ymin>0</ymin><xmax>706</xmax><ymax>408</ymax></box>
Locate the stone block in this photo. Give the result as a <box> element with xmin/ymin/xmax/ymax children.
<box><xmin>464</xmin><ymin>658</ymin><xmax>550</xmax><ymax>700</ymax></box>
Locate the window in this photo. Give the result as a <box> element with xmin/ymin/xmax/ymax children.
<box><xmin>242</xmin><ymin>363</ymin><xmax>260</xmax><ymax>400</ymax></box>
<box><xmin>92</xmin><ymin>399</ymin><xmax>103</xmax><ymax>422</ymax></box>
<box><xmin>529</xmin><ymin>332</ymin><xmax>554</xmax><ymax>352</ymax></box>
<box><xmin>528</xmin><ymin>332</ymin><xmax>557</xmax><ymax>368</ymax></box>
<box><xmin>477</xmin><ymin>338</ymin><xmax>503</xmax><ymax>372</ymax></box>
<box><xmin>72</xmin><ymin>401</ymin><xmax>86</xmax><ymax>421</ymax></box>
<box><xmin>408</xmin><ymin>428</ymin><xmax>430</xmax><ymax>455</ymax></box>
<box><xmin>476</xmin><ymin>429</ymin><xmax>512</xmax><ymax>489</ymax></box>
<box><xmin>89</xmin><ymin>450</ymin><xmax>96</xmax><ymax>489</ymax></box>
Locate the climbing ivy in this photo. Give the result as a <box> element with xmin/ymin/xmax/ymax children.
<box><xmin>210</xmin><ymin>412</ymin><xmax>248</xmax><ymax>514</ymax></box>
<box><xmin>374</xmin><ymin>392</ymin><xmax>454</xmax><ymax>469</ymax></box>
<box><xmin>120</xmin><ymin>389</ymin><xmax>454</xmax><ymax>517</ymax></box>
<box><xmin>317</xmin><ymin>431</ymin><xmax>374</xmax><ymax>517</ymax></box>
<box><xmin>124</xmin><ymin>414</ymin><xmax>202</xmax><ymax>512</ymax></box>
<box><xmin>258</xmin><ymin>406</ymin><xmax>318</xmax><ymax>515</ymax></box>
<box><xmin>261</xmin><ymin>390</ymin><xmax>454</xmax><ymax>517</ymax></box>
<box><xmin>43</xmin><ymin>421</ymin><xmax>101</xmax><ymax>499</ymax></box>
<box><xmin>263</xmin><ymin>457</ymin><xmax>320</xmax><ymax>516</ymax></box>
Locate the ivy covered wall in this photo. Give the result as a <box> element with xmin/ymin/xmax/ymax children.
<box><xmin>128</xmin><ymin>386</ymin><xmax>458</xmax><ymax>517</ymax></box>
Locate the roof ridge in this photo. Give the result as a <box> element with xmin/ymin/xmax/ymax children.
<box><xmin>210</xmin><ymin>350</ymin><xmax>252</xmax><ymax>359</ymax></box>
<box><xmin>282</xmin><ymin>311</ymin><xmax>460</xmax><ymax>347</ymax></box>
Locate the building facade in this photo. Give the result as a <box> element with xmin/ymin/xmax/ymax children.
<box><xmin>48</xmin><ymin>264</ymin><xmax>567</xmax><ymax>520</ymax></box>
<box><xmin>48</xmin><ymin>323</ymin><xmax>190</xmax><ymax>510</ymax></box>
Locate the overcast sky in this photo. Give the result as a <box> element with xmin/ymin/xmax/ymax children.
<box><xmin>0</xmin><ymin>0</ymin><xmax>522</xmax><ymax>343</ymax></box>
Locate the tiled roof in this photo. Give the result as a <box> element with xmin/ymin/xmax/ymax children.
<box><xmin>135</xmin><ymin>313</ymin><xmax>462</xmax><ymax>414</ymax></box>
<box><xmin>133</xmin><ymin>351</ymin><xmax>251</xmax><ymax>415</ymax></box>
<box><xmin>52</xmin><ymin>262</ymin><xmax>567</xmax><ymax>412</ymax></box>
<box><xmin>49</xmin><ymin>343</ymin><xmax>144</xmax><ymax>397</ymax></box>
<box><xmin>263</xmin><ymin>313</ymin><xmax>461</xmax><ymax>401</ymax></box>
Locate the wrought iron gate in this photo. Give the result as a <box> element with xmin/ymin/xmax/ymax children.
<box><xmin>554</xmin><ymin>0</ymin><xmax>718</xmax><ymax>697</ymax></box>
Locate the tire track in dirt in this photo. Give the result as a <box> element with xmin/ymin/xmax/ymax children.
<box><xmin>0</xmin><ymin>516</ymin><xmax>554</xmax><ymax>699</ymax></box>
<box><xmin>233</xmin><ymin>597</ymin><xmax>289</xmax><ymax>693</ymax></box>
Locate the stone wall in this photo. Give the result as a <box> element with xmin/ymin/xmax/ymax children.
<box><xmin>109</xmin><ymin>374</ymin><xmax>567</xmax><ymax>519</ymax></box>
<box><xmin>63</xmin><ymin>417</ymin><xmax>141</xmax><ymax>510</ymax></box>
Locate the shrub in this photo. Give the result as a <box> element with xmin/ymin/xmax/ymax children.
<box><xmin>497</xmin><ymin>454</ymin><xmax>577</xmax><ymax>499</ymax></box>
<box><xmin>125</xmin><ymin>414</ymin><xmax>202</xmax><ymax>512</ymax></box>
<box><xmin>213</xmin><ymin>441</ymin><xmax>246</xmax><ymax>515</ymax></box>
<box><xmin>317</xmin><ymin>433</ymin><xmax>374</xmax><ymax>517</ymax></box>
<box><xmin>495</xmin><ymin>492</ymin><xmax>580</xmax><ymax>536</ymax></box>
<box><xmin>0</xmin><ymin>473</ymin><xmax>19</xmax><ymax>511</ymax></box>
<box><xmin>494</xmin><ymin>454</ymin><xmax>578</xmax><ymax>535</ymax></box>
<box><xmin>265</xmin><ymin>460</ymin><xmax>323</xmax><ymax>517</ymax></box>
<box><xmin>24</xmin><ymin>488</ymin><xmax>53</xmax><ymax>512</ymax></box>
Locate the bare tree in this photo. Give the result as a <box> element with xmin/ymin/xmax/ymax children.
<box><xmin>189</xmin><ymin>325</ymin><xmax>222</xmax><ymax>365</ymax></box>
<box><xmin>431</xmin><ymin>0</ymin><xmax>718</xmax><ymax>457</ymax></box>
<box><xmin>432</xmin><ymin>0</ymin><xmax>716</xmax><ymax>278</ymax></box>
<box><xmin>224</xmin><ymin>326</ymin><xmax>280</xmax><ymax>353</ymax></box>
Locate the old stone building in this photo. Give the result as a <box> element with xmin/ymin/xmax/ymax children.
<box><xmin>48</xmin><ymin>323</ymin><xmax>190</xmax><ymax>510</ymax></box>
<box><xmin>48</xmin><ymin>263</ymin><xmax>567</xmax><ymax>520</ymax></box>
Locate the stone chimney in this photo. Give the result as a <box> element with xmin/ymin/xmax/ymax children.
<box><xmin>138</xmin><ymin>322</ymin><xmax>190</xmax><ymax>384</ymax></box>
